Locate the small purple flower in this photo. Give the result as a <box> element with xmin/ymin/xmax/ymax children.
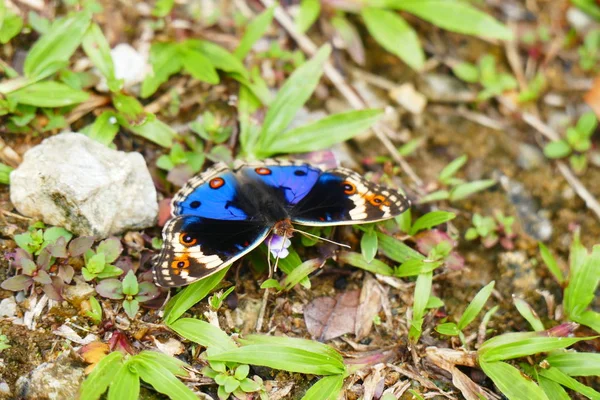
<box><xmin>267</xmin><ymin>235</ymin><xmax>291</xmax><ymax>259</ymax></box>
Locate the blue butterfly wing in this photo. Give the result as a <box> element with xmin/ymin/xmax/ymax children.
<box><xmin>172</xmin><ymin>163</ymin><xmax>248</xmax><ymax>220</ymax></box>
<box><xmin>238</xmin><ymin>161</ymin><xmax>321</xmax><ymax>206</ymax></box>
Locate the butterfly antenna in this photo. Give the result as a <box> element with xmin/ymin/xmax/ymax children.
<box><xmin>292</xmin><ymin>228</ymin><xmax>351</xmax><ymax>249</ymax></box>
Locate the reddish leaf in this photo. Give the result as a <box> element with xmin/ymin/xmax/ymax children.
<box><xmin>137</xmin><ymin>282</ymin><xmax>160</xmax><ymax>302</ymax></box>
<box><xmin>1</xmin><ymin>275</ymin><xmax>34</xmax><ymax>291</ymax></box>
<box><xmin>48</xmin><ymin>236</ymin><xmax>68</xmax><ymax>258</ymax></box>
<box><xmin>43</xmin><ymin>277</ymin><xmax>65</xmax><ymax>301</ymax></box>
<box><xmin>58</xmin><ymin>264</ymin><xmax>75</xmax><ymax>284</ymax></box>
<box><xmin>96</xmin><ymin>238</ymin><xmax>123</xmax><ymax>263</ymax></box>
<box><xmin>68</xmin><ymin>236</ymin><xmax>95</xmax><ymax>257</ymax></box>
<box><xmin>21</xmin><ymin>258</ymin><xmax>37</xmax><ymax>276</ymax></box>
<box><xmin>33</xmin><ymin>269</ymin><xmax>52</xmax><ymax>285</ymax></box>
<box><xmin>37</xmin><ymin>248</ymin><xmax>52</xmax><ymax>270</ymax></box>
<box><xmin>95</xmin><ymin>279</ymin><xmax>124</xmax><ymax>299</ymax></box>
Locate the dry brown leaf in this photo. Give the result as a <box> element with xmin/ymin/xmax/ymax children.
<box><xmin>355</xmin><ymin>275</ymin><xmax>386</xmax><ymax>340</ymax></box>
<box><xmin>304</xmin><ymin>289</ymin><xmax>359</xmax><ymax>341</ymax></box>
<box><xmin>80</xmin><ymin>342</ymin><xmax>110</xmax><ymax>375</ymax></box>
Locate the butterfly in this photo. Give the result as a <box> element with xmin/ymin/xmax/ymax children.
<box><xmin>153</xmin><ymin>159</ymin><xmax>410</xmax><ymax>287</ymax></box>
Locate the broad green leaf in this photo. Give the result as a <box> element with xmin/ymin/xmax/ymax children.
<box><xmin>239</xmin><ymin>335</ymin><xmax>344</xmax><ymax>364</ymax></box>
<box><xmin>409</xmin><ymin>272</ymin><xmax>432</xmax><ymax>341</ymax></box>
<box><xmin>7</xmin><ymin>81</ymin><xmax>89</xmax><ymax>107</ymax></box>
<box><xmin>296</xmin><ymin>0</ymin><xmax>321</xmax><ymax>33</ymax></box>
<box><xmin>0</xmin><ymin>162</ymin><xmax>13</xmax><ymax>185</ymax></box>
<box><xmin>112</xmin><ymin>93</ymin><xmax>147</xmax><ymax>126</ymax></box>
<box><xmin>82</xmin><ymin>23</ymin><xmax>121</xmax><ymax>92</ymax></box>
<box><xmin>208</xmin><ymin>344</ymin><xmax>345</xmax><ymax>375</ymax></box>
<box><xmin>438</xmin><ymin>155</ymin><xmax>467</xmax><ymax>183</ymax></box>
<box><xmin>388</xmin><ymin>0</ymin><xmax>513</xmax><ymax>40</ymax></box>
<box><xmin>539</xmin><ymin>367</ymin><xmax>600</xmax><ymax>399</ymax></box>
<box><xmin>395</xmin><ymin>258</ymin><xmax>441</xmax><ymax>277</ymax></box>
<box><xmin>259</xmin><ymin>45</ymin><xmax>331</xmax><ymax>147</ymax></box>
<box><xmin>261</xmin><ymin>109</ymin><xmax>383</xmax><ymax>156</ymax></box>
<box><xmin>546</xmin><ymin>352</ymin><xmax>600</xmax><ymax>376</ymax></box>
<box><xmin>141</xmin><ymin>42</ymin><xmax>182</xmax><ymax>98</ymax></box>
<box><xmin>79</xmin><ymin>351</ymin><xmax>123</xmax><ymax>400</ymax></box>
<box><xmin>338</xmin><ymin>251</ymin><xmax>394</xmax><ymax>276</ymax></box>
<box><xmin>479</xmin><ymin>332</ymin><xmax>592</xmax><ymax>363</ymax></box>
<box><xmin>479</xmin><ymin>361</ymin><xmax>549</xmax><ymax>400</ymax></box>
<box><xmin>449</xmin><ymin>179</ymin><xmax>496</xmax><ymax>201</ymax></box>
<box><xmin>152</xmin><ymin>0</ymin><xmax>175</xmax><ymax>17</ymax></box>
<box><xmin>457</xmin><ymin>281</ymin><xmax>495</xmax><ymax>330</ymax></box>
<box><xmin>452</xmin><ymin>62</ymin><xmax>479</xmax><ymax>83</ymax></box>
<box><xmin>301</xmin><ymin>374</ymin><xmax>344</xmax><ymax>400</ymax></box>
<box><xmin>125</xmin><ymin>118</ymin><xmax>175</xmax><ymax>148</ymax></box>
<box><xmin>122</xmin><ymin>299</ymin><xmax>139</xmax><ymax>319</ymax></box>
<box><xmin>281</xmin><ymin>258</ymin><xmax>322</xmax><ymax>291</ymax></box>
<box><xmin>24</xmin><ymin>12</ymin><xmax>92</xmax><ymax>78</ymax></box>
<box><xmin>169</xmin><ymin>318</ymin><xmax>237</xmax><ymax>353</ymax></box>
<box><xmin>576</xmin><ymin>112</ymin><xmax>598</xmax><ymax>137</ymax></box>
<box><xmin>163</xmin><ymin>267</ymin><xmax>229</xmax><ymax>325</ymax></box>
<box><xmin>42</xmin><ymin>226</ymin><xmax>72</xmax><ymax>244</ymax></box>
<box><xmin>538</xmin><ymin>375</ymin><xmax>571</xmax><ymax>400</ymax></box>
<box><xmin>133</xmin><ymin>359</ymin><xmax>197</xmax><ymax>400</ymax></box>
<box><xmin>96</xmin><ymin>238</ymin><xmax>122</xmax><ymax>263</ymax></box>
<box><xmin>418</xmin><ymin>190</ymin><xmax>450</xmax><ymax>203</ymax></box>
<box><xmin>361</xmin><ymin>230</ymin><xmax>378</xmax><ymax>263</ymax></box>
<box><xmin>238</xmin><ymin>84</ymin><xmax>262</xmax><ymax>156</ymax></box>
<box><xmin>539</xmin><ymin>243</ymin><xmax>564</xmax><ymax>284</ymax></box>
<box><xmin>376</xmin><ymin>232</ymin><xmax>424</xmax><ymax>263</ymax></box>
<box><xmin>191</xmin><ymin>40</ymin><xmax>249</xmax><ymax>78</ymax></box>
<box><xmin>513</xmin><ymin>296</ymin><xmax>545</xmax><ymax>332</ymax></box>
<box><xmin>87</xmin><ymin>111</ymin><xmax>120</xmax><ymax>146</ymax></box>
<box><xmin>121</xmin><ymin>270</ymin><xmax>139</xmax><ymax>296</ymax></box>
<box><xmin>135</xmin><ymin>351</ymin><xmax>188</xmax><ymax>376</ymax></box>
<box><xmin>0</xmin><ymin>13</ymin><xmax>23</xmax><ymax>44</ymax></box>
<box><xmin>435</xmin><ymin>322</ymin><xmax>460</xmax><ymax>336</ymax></box>
<box><xmin>234</xmin><ymin>6</ymin><xmax>274</xmax><ymax>60</ymax></box>
<box><xmin>565</xmin><ymin>245</ymin><xmax>600</xmax><ymax>318</ymax></box>
<box><xmin>409</xmin><ymin>211</ymin><xmax>456</xmax><ymax>236</ymax></box>
<box><xmin>179</xmin><ymin>47</ymin><xmax>219</xmax><ymax>84</ymax></box>
<box><xmin>543</xmin><ymin>140</ymin><xmax>571</xmax><ymax>159</ymax></box>
<box><xmin>571</xmin><ymin>309</ymin><xmax>600</xmax><ymax>333</ymax></box>
<box><xmin>107</xmin><ymin>362</ymin><xmax>140</xmax><ymax>400</ymax></box>
<box><xmin>361</xmin><ymin>8</ymin><xmax>424</xmax><ymax>70</ymax></box>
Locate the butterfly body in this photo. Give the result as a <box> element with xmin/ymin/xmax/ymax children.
<box><xmin>154</xmin><ymin>160</ymin><xmax>410</xmax><ymax>287</ymax></box>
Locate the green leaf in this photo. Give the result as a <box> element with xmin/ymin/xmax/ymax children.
<box><xmin>479</xmin><ymin>361</ymin><xmax>548</xmax><ymax>400</ymax></box>
<box><xmin>261</xmin><ymin>109</ymin><xmax>383</xmax><ymax>156</ymax></box>
<box><xmin>449</xmin><ymin>179</ymin><xmax>496</xmax><ymax>201</ymax></box>
<box><xmin>409</xmin><ymin>272</ymin><xmax>432</xmax><ymax>342</ymax></box>
<box><xmin>122</xmin><ymin>270</ymin><xmax>139</xmax><ymax>296</ymax></box>
<box><xmin>0</xmin><ymin>13</ymin><xmax>23</xmax><ymax>44</ymax></box>
<box><xmin>395</xmin><ymin>258</ymin><xmax>441</xmax><ymax>277</ymax></box>
<box><xmin>122</xmin><ymin>299</ymin><xmax>139</xmax><ymax>319</ymax></box>
<box><xmin>208</xmin><ymin>344</ymin><xmax>346</xmax><ymax>376</ymax></box>
<box><xmin>438</xmin><ymin>155</ymin><xmax>467</xmax><ymax>183</ymax></box>
<box><xmin>281</xmin><ymin>258</ymin><xmax>322</xmax><ymax>291</ymax></box>
<box><xmin>7</xmin><ymin>81</ymin><xmax>89</xmax><ymax>107</ymax></box>
<box><xmin>179</xmin><ymin>46</ymin><xmax>219</xmax><ymax>84</ymax></box>
<box><xmin>82</xmin><ymin>23</ymin><xmax>121</xmax><ymax>92</ymax></box>
<box><xmin>337</xmin><ymin>251</ymin><xmax>394</xmax><ymax>276</ymax></box>
<box><xmin>409</xmin><ymin>211</ymin><xmax>456</xmax><ymax>236</ymax></box>
<box><xmin>538</xmin><ymin>375</ymin><xmax>571</xmax><ymax>400</ymax></box>
<box><xmin>539</xmin><ymin>367</ymin><xmax>600</xmax><ymax>399</ymax></box>
<box><xmin>479</xmin><ymin>332</ymin><xmax>592</xmax><ymax>363</ymax></box>
<box><xmin>565</xmin><ymin>245</ymin><xmax>600</xmax><ymax>318</ymax></box>
<box><xmin>538</xmin><ymin>243</ymin><xmax>564</xmax><ymax>284</ymax></box>
<box><xmin>576</xmin><ymin>112</ymin><xmax>598</xmax><ymax>137</ymax></box>
<box><xmin>361</xmin><ymin>8</ymin><xmax>424</xmax><ymax>70</ymax></box>
<box><xmin>435</xmin><ymin>322</ymin><xmax>460</xmax><ymax>336</ymax></box>
<box><xmin>96</xmin><ymin>264</ymin><xmax>123</xmax><ymax>279</ymax></box>
<box><xmin>43</xmin><ymin>226</ymin><xmax>72</xmax><ymax>245</ymax></box>
<box><xmin>418</xmin><ymin>190</ymin><xmax>450</xmax><ymax>203</ymax></box>
<box><xmin>152</xmin><ymin>0</ymin><xmax>175</xmax><ymax>17</ymax></box>
<box><xmin>79</xmin><ymin>351</ymin><xmax>123</xmax><ymax>400</ymax></box>
<box><xmin>141</xmin><ymin>42</ymin><xmax>182</xmax><ymax>98</ymax></box>
<box><xmin>389</xmin><ymin>0</ymin><xmax>513</xmax><ymax>40</ymax></box>
<box><xmin>169</xmin><ymin>318</ymin><xmax>238</xmax><ymax>353</ymax></box>
<box><xmin>376</xmin><ymin>232</ymin><xmax>425</xmax><ymax>263</ymax></box>
<box><xmin>452</xmin><ymin>62</ymin><xmax>479</xmax><ymax>83</ymax></box>
<box><xmin>191</xmin><ymin>40</ymin><xmax>249</xmax><ymax>78</ymax></box>
<box><xmin>85</xmin><ymin>295</ymin><xmax>103</xmax><ymax>324</ymax></box>
<box><xmin>361</xmin><ymin>230</ymin><xmax>378</xmax><ymax>263</ymax></box>
<box><xmin>87</xmin><ymin>253</ymin><xmax>106</xmax><ymax>274</ymax></box>
<box><xmin>96</xmin><ymin>238</ymin><xmax>122</xmax><ymax>263</ymax></box>
<box><xmin>107</xmin><ymin>362</ymin><xmax>140</xmax><ymax>400</ymax></box>
<box><xmin>125</xmin><ymin>117</ymin><xmax>175</xmax><ymax>148</ymax></box>
<box><xmin>513</xmin><ymin>296</ymin><xmax>545</xmax><ymax>332</ymax></box>
<box><xmin>163</xmin><ymin>267</ymin><xmax>229</xmax><ymax>325</ymax></box>
<box><xmin>135</xmin><ymin>351</ymin><xmax>188</xmax><ymax>376</ymax></box>
<box><xmin>259</xmin><ymin>45</ymin><xmax>331</xmax><ymax>147</ymax></box>
<box><xmin>296</xmin><ymin>0</ymin><xmax>321</xmax><ymax>33</ymax></box>
<box><xmin>457</xmin><ymin>281</ymin><xmax>495</xmax><ymax>330</ymax></box>
<box><xmin>133</xmin><ymin>359</ymin><xmax>197</xmax><ymax>400</ymax></box>
<box><xmin>239</xmin><ymin>335</ymin><xmax>344</xmax><ymax>365</ymax></box>
<box><xmin>543</xmin><ymin>140</ymin><xmax>571</xmax><ymax>159</ymax></box>
<box><xmin>301</xmin><ymin>374</ymin><xmax>344</xmax><ymax>400</ymax></box>
<box><xmin>24</xmin><ymin>12</ymin><xmax>92</xmax><ymax>79</ymax></box>
<box><xmin>234</xmin><ymin>6</ymin><xmax>274</xmax><ymax>60</ymax></box>
<box><xmin>545</xmin><ymin>352</ymin><xmax>600</xmax><ymax>377</ymax></box>
<box><xmin>87</xmin><ymin>111</ymin><xmax>120</xmax><ymax>146</ymax></box>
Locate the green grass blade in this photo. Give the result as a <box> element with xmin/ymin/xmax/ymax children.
<box><xmin>513</xmin><ymin>296</ymin><xmax>545</xmax><ymax>331</ymax></box>
<box><xmin>338</xmin><ymin>251</ymin><xmax>394</xmax><ymax>276</ymax></box>
<box><xmin>234</xmin><ymin>6</ymin><xmax>274</xmax><ymax>60</ymax></box>
<box><xmin>449</xmin><ymin>179</ymin><xmax>496</xmax><ymax>201</ymax></box>
<box><xmin>124</xmin><ymin>118</ymin><xmax>175</xmax><ymax>148</ymax></box>
<box><xmin>438</xmin><ymin>154</ymin><xmax>467</xmax><ymax>183</ymax></box>
<box><xmin>565</xmin><ymin>245</ymin><xmax>600</xmax><ymax>318</ymax></box>
<box><xmin>282</xmin><ymin>258</ymin><xmax>322</xmax><ymax>291</ymax></box>
<box><xmin>546</xmin><ymin>352</ymin><xmax>600</xmax><ymax>376</ymax></box>
<box><xmin>457</xmin><ymin>281</ymin><xmax>495</xmax><ymax>330</ymax></box>
<box><xmin>169</xmin><ymin>318</ymin><xmax>238</xmax><ymax>353</ymax></box>
<box><xmin>538</xmin><ymin>375</ymin><xmax>571</xmax><ymax>400</ymax></box>
<box><xmin>163</xmin><ymin>267</ymin><xmax>229</xmax><ymax>325</ymax></box>
<box><xmin>539</xmin><ymin>367</ymin><xmax>600</xmax><ymax>399</ymax></box>
<box><xmin>376</xmin><ymin>232</ymin><xmax>424</xmax><ymax>263</ymax></box>
<box><xmin>208</xmin><ymin>344</ymin><xmax>346</xmax><ymax>376</ymax></box>
<box><xmin>79</xmin><ymin>351</ymin><xmax>123</xmax><ymax>400</ymax></box>
<box><xmin>239</xmin><ymin>334</ymin><xmax>344</xmax><ymax>364</ymax></box>
<box><xmin>389</xmin><ymin>0</ymin><xmax>513</xmax><ymax>40</ymax></box>
<box><xmin>409</xmin><ymin>211</ymin><xmax>456</xmax><ymax>236</ymax></box>
<box><xmin>262</xmin><ymin>109</ymin><xmax>383</xmax><ymax>156</ymax></box>
<box><xmin>82</xmin><ymin>22</ymin><xmax>120</xmax><ymax>91</ymax></box>
<box><xmin>7</xmin><ymin>81</ymin><xmax>89</xmax><ymax>107</ymax></box>
<box><xmin>361</xmin><ymin>8</ymin><xmax>423</xmax><ymax>70</ymax></box>
<box><xmin>479</xmin><ymin>361</ymin><xmax>549</xmax><ymax>400</ymax></box>
<box><xmin>258</xmin><ymin>45</ymin><xmax>331</xmax><ymax>147</ymax></box>
<box><xmin>107</xmin><ymin>362</ymin><xmax>139</xmax><ymax>400</ymax></box>
<box><xmin>571</xmin><ymin>309</ymin><xmax>600</xmax><ymax>333</ymax></box>
<box><xmin>134</xmin><ymin>351</ymin><xmax>189</xmax><ymax>376</ymax></box>
<box><xmin>538</xmin><ymin>243</ymin><xmax>564</xmax><ymax>284</ymax></box>
<box><xmin>133</xmin><ymin>359</ymin><xmax>197</xmax><ymax>400</ymax></box>
<box><xmin>301</xmin><ymin>374</ymin><xmax>345</xmax><ymax>400</ymax></box>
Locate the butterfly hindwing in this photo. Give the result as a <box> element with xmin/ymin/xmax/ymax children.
<box><xmin>153</xmin><ymin>215</ymin><xmax>270</xmax><ymax>287</ymax></box>
<box><xmin>172</xmin><ymin>162</ymin><xmax>248</xmax><ymax>220</ymax></box>
<box><xmin>290</xmin><ymin>168</ymin><xmax>410</xmax><ymax>226</ymax></box>
<box><xmin>236</xmin><ymin>159</ymin><xmax>321</xmax><ymax>205</ymax></box>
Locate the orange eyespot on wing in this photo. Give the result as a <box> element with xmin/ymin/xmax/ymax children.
<box><xmin>171</xmin><ymin>256</ymin><xmax>190</xmax><ymax>274</ymax></box>
<box><xmin>255</xmin><ymin>167</ymin><xmax>272</xmax><ymax>175</ymax></box>
<box><xmin>342</xmin><ymin>181</ymin><xmax>356</xmax><ymax>195</ymax></box>
<box><xmin>179</xmin><ymin>232</ymin><xmax>197</xmax><ymax>246</ymax></box>
<box><xmin>209</xmin><ymin>178</ymin><xmax>225</xmax><ymax>189</ymax></box>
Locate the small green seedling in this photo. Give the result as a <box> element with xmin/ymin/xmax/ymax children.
<box><xmin>82</xmin><ymin>237</ymin><xmax>123</xmax><ymax>281</ymax></box>
<box><xmin>543</xmin><ymin>112</ymin><xmax>598</xmax><ymax>174</ymax></box>
<box><xmin>578</xmin><ymin>29</ymin><xmax>600</xmax><ymax>71</ymax></box>
<box><xmin>465</xmin><ymin>211</ymin><xmax>515</xmax><ymax>249</ymax></box>
<box><xmin>156</xmin><ymin>140</ymin><xmax>205</xmax><ymax>173</ymax></box>
<box><xmin>190</xmin><ymin>111</ymin><xmax>233</xmax><ymax>144</ymax></box>
<box><xmin>435</xmin><ymin>281</ymin><xmax>495</xmax><ymax>346</ymax></box>
<box><xmin>419</xmin><ymin>155</ymin><xmax>496</xmax><ymax>203</ymax></box>
<box><xmin>95</xmin><ymin>270</ymin><xmax>160</xmax><ymax>319</ymax></box>
<box><xmin>84</xmin><ymin>295</ymin><xmax>103</xmax><ymax>325</ymax></box>
<box><xmin>14</xmin><ymin>224</ymin><xmax>72</xmax><ymax>255</ymax></box>
<box><xmin>203</xmin><ymin>362</ymin><xmax>265</xmax><ymax>400</ymax></box>
<box><xmin>0</xmin><ymin>331</ymin><xmax>10</xmax><ymax>351</ymax></box>
<box><xmin>452</xmin><ymin>54</ymin><xmax>518</xmax><ymax>100</ymax></box>
<box><xmin>208</xmin><ymin>287</ymin><xmax>236</xmax><ymax>310</ymax></box>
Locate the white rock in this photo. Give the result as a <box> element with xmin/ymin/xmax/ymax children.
<box><xmin>10</xmin><ymin>133</ymin><xmax>158</xmax><ymax>238</ymax></box>
<box><xmin>0</xmin><ymin>297</ymin><xmax>17</xmax><ymax>318</ymax></box>
<box><xmin>96</xmin><ymin>43</ymin><xmax>149</xmax><ymax>92</ymax></box>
